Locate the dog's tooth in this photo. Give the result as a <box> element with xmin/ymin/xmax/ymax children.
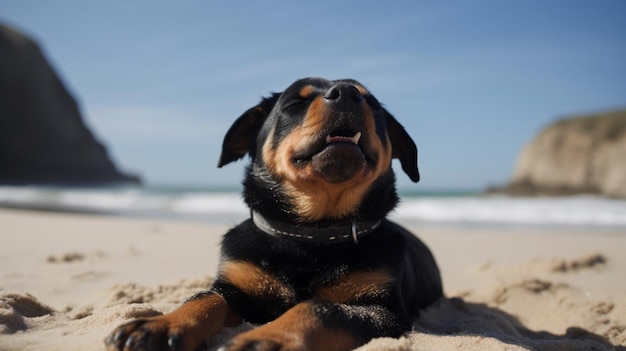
<box><xmin>352</xmin><ymin>132</ymin><xmax>362</xmax><ymax>144</ymax></box>
<box><xmin>326</xmin><ymin>135</ymin><xmax>332</xmax><ymax>144</ymax></box>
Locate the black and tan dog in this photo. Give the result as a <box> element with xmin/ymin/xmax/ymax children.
<box><xmin>105</xmin><ymin>77</ymin><xmax>443</xmax><ymax>351</ymax></box>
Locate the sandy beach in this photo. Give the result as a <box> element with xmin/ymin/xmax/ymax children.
<box><xmin>1</xmin><ymin>207</ymin><xmax>625</xmax><ymax>350</ymax></box>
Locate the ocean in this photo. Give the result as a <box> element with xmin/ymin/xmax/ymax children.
<box><xmin>1</xmin><ymin>185</ymin><xmax>625</xmax><ymax>230</ymax></box>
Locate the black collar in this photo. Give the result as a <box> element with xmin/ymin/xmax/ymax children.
<box><xmin>251</xmin><ymin>210</ymin><xmax>381</xmax><ymax>245</ymax></box>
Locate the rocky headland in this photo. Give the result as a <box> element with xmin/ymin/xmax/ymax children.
<box><xmin>492</xmin><ymin>109</ymin><xmax>626</xmax><ymax>198</ymax></box>
<box><xmin>0</xmin><ymin>23</ymin><xmax>140</xmax><ymax>185</ymax></box>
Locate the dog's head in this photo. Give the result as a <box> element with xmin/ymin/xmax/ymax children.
<box><xmin>219</xmin><ymin>77</ymin><xmax>418</xmax><ymax>222</ymax></box>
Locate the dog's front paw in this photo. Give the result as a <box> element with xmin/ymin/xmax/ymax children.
<box><xmin>105</xmin><ymin>291</ymin><xmax>235</xmax><ymax>351</ymax></box>
<box><xmin>104</xmin><ymin>316</ymin><xmax>203</xmax><ymax>351</ymax></box>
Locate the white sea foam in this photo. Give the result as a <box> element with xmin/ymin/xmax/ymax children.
<box><xmin>1</xmin><ymin>186</ymin><xmax>625</xmax><ymax>228</ymax></box>
<box><xmin>390</xmin><ymin>195</ymin><xmax>626</xmax><ymax>227</ymax></box>
<box><xmin>169</xmin><ymin>193</ymin><xmax>247</xmax><ymax>214</ymax></box>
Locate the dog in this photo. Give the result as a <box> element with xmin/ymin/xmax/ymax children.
<box><xmin>105</xmin><ymin>77</ymin><xmax>443</xmax><ymax>351</ymax></box>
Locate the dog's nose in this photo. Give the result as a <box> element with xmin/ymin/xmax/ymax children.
<box><xmin>324</xmin><ymin>83</ymin><xmax>362</xmax><ymax>110</ymax></box>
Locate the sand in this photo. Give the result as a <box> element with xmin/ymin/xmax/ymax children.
<box><xmin>0</xmin><ymin>208</ymin><xmax>624</xmax><ymax>350</ymax></box>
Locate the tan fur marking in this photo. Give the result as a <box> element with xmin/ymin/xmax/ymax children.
<box><xmin>227</xmin><ymin>302</ymin><xmax>358</xmax><ymax>351</ymax></box>
<box><xmin>175</xmin><ymin>292</ymin><xmax>241</xmax><ymax>331</ymax></box>
<box><xmin>261</xmin><ymin>126</ymin><xmax>277</xmax><ymax>169</ymax></box>
<box><xmin>303</xmin><ymin>96</ymin><xmax>331</xmax><ymax>132</ymax></box>
<box><xmin>299</xmin><ymin>85</ymin><xmax>315</xmax><ymax>98</ymax></box>
<box><xmin>220</xmin><ymin>260</ymin><xmax>295</xmax><ymax>301</ymax></box>
<box><xmin>315</xmin><ymin>270</ymin><xmax>395</xmax><ymax>303</ymax></box>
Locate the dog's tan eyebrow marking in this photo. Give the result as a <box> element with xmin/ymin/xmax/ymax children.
<box><xmin>299</xmin><ymin>85</ymin><xmax>316</xmax><ymax>98</ymax></box>
<box><xmin>220</xmin><ymin>260</ymin><xmax>296</xmax><ymax>302</ymax></box>
<box><xmin>314</xmin><ymin>270</ymin><xmax>394</xmax><ymax>303</ymax></box>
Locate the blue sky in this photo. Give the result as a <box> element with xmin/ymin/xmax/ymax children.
<box><xmin>1</xmin><ymin>1</ymin><xmax>625</xmax><ymax>190</ymax></box>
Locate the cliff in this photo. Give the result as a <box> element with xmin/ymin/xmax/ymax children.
<box><xmin>494</xmin><ymin>109</ymin><xmax>626</xmax><ymax>198</ymax></box>
<box><xmin>0</xmin><ymin>24</ymin><xmax>140</xmax><ymax>185</ymax></box>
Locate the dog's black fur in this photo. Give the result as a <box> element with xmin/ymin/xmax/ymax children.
<box><xmin>105</xmin><ymin>77</ymin><xmax>443</xmax><ymax>351</ymax></box>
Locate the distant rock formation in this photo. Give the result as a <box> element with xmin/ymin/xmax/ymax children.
<box><xmin>492</xmin><ymin>109</ymin><xmax>626</xmax><ymax>198</ymax></box>
<box><xmin>0</xmin><ymin>23</ymin><xmax>140</xmax><ymax>185</ymax></box>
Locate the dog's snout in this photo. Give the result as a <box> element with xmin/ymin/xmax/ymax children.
<box><xmin>323</xmin><ymin>84</ymin><xmax>362</xmax><ymax>110</ymax></box>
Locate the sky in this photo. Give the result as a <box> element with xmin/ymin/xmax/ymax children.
<box><xmin>1</xmin><ymin>1</ymin><xmax>625</xmax><ymax>191</ymax></box>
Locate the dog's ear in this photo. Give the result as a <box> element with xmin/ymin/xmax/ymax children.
<box><xmin>385</xmin><ymin>110</ymin><xmax>420</xmax><ymax>182</ymax></box>
<box><xmin>218</xmin><ymin>94</ymin><xmax>280</xmax><ymax>168</ymax></box>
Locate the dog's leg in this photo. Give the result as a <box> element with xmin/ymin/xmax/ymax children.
<box><xmin>221</xmin><ymin>299</ymin><xmax>404</xmax><ymax>351</ymax></box>
<box><xmin>104</xmin><ymin>291</ymin><xmax>241</xmax><ymax>351</ymax></box>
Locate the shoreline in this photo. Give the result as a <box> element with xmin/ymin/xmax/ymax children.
<box><xmin>1</xmin><ymin>207</ymin><xmax>625</xmax><ymax>350</ymax></box>
<box><xmin>3</xmin><ymin>201</ymin><xmax>626</xmax><ymax>233</ymax></box>
<box><xmin>2</xmin><ymin>185</ymin><xmax>626</xmax><ymax>228</ymax></box>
